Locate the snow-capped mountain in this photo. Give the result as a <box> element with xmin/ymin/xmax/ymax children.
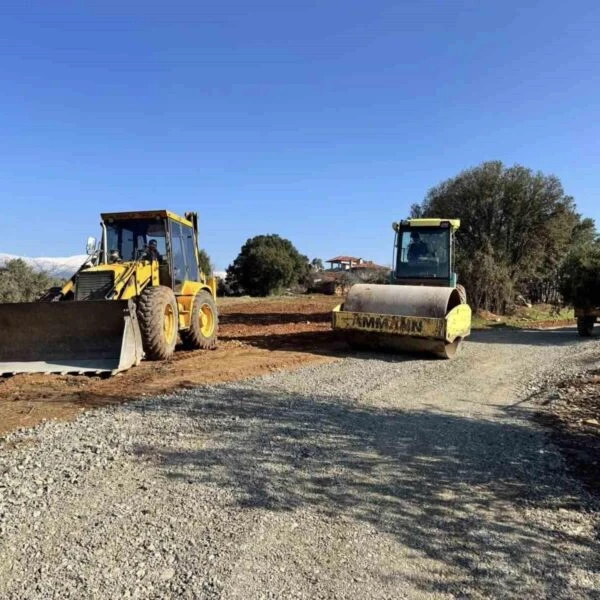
<box><xmin>0</xmin><ymin>253</ymin><xmax>88</xmax><ymax>280</ymax></box>
<box><xmin>0</xmin><ymin>254</ymin><xmax>227</xmax><ymax>281</ymax></box>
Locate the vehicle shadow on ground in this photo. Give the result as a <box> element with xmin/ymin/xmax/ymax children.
<box><xmin>221</xmin><ymin>327</ymin><xmax>590</xmax><ymax>362</ymax></box>
<box><xmin>131</xmin><ymin>387</ymin><xmax>598</xmax><ymax>599</ymax></box>
<box><xmin>221</xmin><ymin>329</ymin><xmax>424</xmax><ymax>363</ymax></box>
<box><xmin>470</xmin><ymin>326</ymin><xmax>590</xmax><ymax>347</ymax></box>
<box><xmin>219</xmin><ymin>311</ymin><xmax>333</xmax><ymax>326</ymax></box>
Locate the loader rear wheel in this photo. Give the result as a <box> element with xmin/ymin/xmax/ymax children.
<box><xmin>181</xmin><ymin>290</ymin><xmax>218</xmax><ymax>350</ymax></box>
<box><xmin>577</xmin><ymin>316</ymin><xmax>595</xmax><ymax>337</ymax></box>
<box><xmin>137</xmin><ymin>286</ymin><xmax>179</xmax><ymax>360</ymax></box>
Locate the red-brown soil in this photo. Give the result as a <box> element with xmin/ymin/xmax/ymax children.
<box><xmin>0</xmin><ymin>296</ymin><xmax>343</xmax><ymax>436</ymax></box>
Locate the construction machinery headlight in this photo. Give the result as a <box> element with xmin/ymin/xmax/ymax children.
<box><xmin>392</xmin><ymin>222</ymin><xmax>400</xmax><ymax>232</ymax></box>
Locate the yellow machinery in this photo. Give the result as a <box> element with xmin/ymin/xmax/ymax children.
<box><xmin>0</xmin><ymin>210</ymin><xmax>218</xmax><ymax>375</ymax></box>
<box><xmin>332</xmin><ymin>218</ymin><xmax>472</xmax><ymax>359</ymax></box>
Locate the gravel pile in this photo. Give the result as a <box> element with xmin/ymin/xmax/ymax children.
<box><xmin>1</xmin><ymin>327</ymin><xmax>599</xmax><ymax>599</ymax></box>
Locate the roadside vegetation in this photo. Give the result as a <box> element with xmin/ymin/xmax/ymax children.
<box><xmin>411</xmin><ymin>160</ymin><xmax>598</xmax><ymax>314</ymax></box>
<box><xmin>472</xmin><ymin>304</ymin><xmax>575</xmax><ymax>330</ymax></box>
<box><xmin>560</xmin><ymin>239</ymin><xmax>600</xmax><ymax>309</ymax></box>
<box><xmin>0</xmin><ymin>259</ymin><xmax>64</xmax><ymax>303</ymax></box>
<box><xmin>197</xmin><ymin>248</ymin><xmax>213</xmax><ymax>276</ymax></box>
<box><xmin>225</xmin><ymin>234</ymin><xmax>311</xmax><ymax>296</ymax></box>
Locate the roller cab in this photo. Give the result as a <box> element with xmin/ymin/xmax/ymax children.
<box><xmin>331</xmin><ymin>218</ymin><xmax>472</xmax><ymax>359</ymax></box>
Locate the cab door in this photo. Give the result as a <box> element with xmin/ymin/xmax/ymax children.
<box><xmin>168</xmin><ymin>219</ymin><xmax>200</xmax><ymax>292</ymax></box>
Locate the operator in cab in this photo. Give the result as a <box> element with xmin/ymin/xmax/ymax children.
<box><xmin>407</xmin><ymin>231</ymin><xmax>430</xmax><ymax>262</ymax></box>
<box><xmin>145</xmin><ymin>239</ymin><xmax>163</xmax><ymax>262</ymax></box>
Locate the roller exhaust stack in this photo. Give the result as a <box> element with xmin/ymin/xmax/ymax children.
<box><xmin>0</xmin><ymin>300</ymin><xmax>144</xmax><ymax>375</ymax></box>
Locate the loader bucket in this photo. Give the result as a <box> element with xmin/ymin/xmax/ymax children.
<box><xmin>332</xmin><ymin>284</ymin><xmax>471</xmax><ymax>359</ymax></box>
<box><xmin>0</xmin><ymin>300</ymin><xmax>144</xmax><ymax>375</ymax></box>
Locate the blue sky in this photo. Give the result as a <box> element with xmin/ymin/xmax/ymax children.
<box><xmin>1</xmin><ymin>1</ymin><xmax>599</xmax><ymax>270</ymax></box>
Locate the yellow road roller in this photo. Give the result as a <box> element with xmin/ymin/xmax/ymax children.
<box><xmin>332</xmin><ymin>218</ymin><xmax>471</xmax><ymax>358</ymax></box>
<box><xmin>0</xmin><ymin>210</ymin><xmax>218</xmax><ymax>375</ymax></box>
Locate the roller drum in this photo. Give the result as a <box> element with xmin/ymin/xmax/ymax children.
<box><xmin>343</xmin><ymin>284</ymin><xmax>461</xmax><ymax>319</ymax></box>
<box><xmin>336</xmin><ymin>284</ymin><xmax>469</xmax><ymax>359</ymax></box>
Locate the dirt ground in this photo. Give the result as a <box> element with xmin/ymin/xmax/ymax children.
<box><xmin>535</xmin><ymin>369</ymin><xmax>600</xmax><ymax>497</ymax></box>
<box><xmin>0</xmin><ymin>295</ymin><xmax>584</xmax><ymax>439</ymax></box>
<box><xmin>0</xmin><ymin>295</ymin><xmax>343</xmax><ymax>436</ymax></box>
<box><xmin>3</xmin><ymin>313</ymin><xmax>599</xmax><ymax>599</ymax></box>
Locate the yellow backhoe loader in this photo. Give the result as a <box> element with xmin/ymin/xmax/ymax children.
<box><xmin>0</xmin><ymin>210</ymin><xmax>218</xmax><ymax>375</ymax></box>
<box><xmin>332</xmin><ymin>218</ymin><xmax>471</xmax><ymax>358</ymax></box>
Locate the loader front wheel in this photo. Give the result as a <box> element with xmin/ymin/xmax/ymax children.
<box><xmin>181</xmin><ymin>290</ymin><xmax>218</xmax><ymax>350</ymax></box>
<box><xmin>137</xmin><ymin>286</ymin><xmax>179</xmax><ymax>360</ymax></box>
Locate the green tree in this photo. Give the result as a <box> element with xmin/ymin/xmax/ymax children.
<box><xmin>226</xmin><ymin>234</ymin><xmax>310</xmax><ymax>296</ymax></box>
<box><xmin>197</xmin><ymin>248</ymin><xmax>213</xmax><ymax>276</ymax></box>
<box><xmin>559</xmin><ymin>226</ymin><xmax>600</xmax><ymax>308</ymax></box>
<box><xmin>570</xmin><ymin>217</ymin><xmax>597</xmax><ymax>248</ymax></box>
<box><xmin>0</xmin><ymin>259</ymin><xmax>64</xmax><ymax>303</ymax></box>
<box><xmin>411</xmin><ymin>161</ymin><xmax>585</xmax><ymax>312</ymax></box>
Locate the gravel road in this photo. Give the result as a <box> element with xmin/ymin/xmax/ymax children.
<box><xmin>1</xmin><ymin>327</ymin><xmax>599</xmax><ymax>599</ymax></box>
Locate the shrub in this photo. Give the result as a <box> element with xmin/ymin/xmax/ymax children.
<box><xmin>226</xmin><ymin>234</ymin><xmax>310</xmax><ymax>296</ymax></box>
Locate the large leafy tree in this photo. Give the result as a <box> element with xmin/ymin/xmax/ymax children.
<box><xmin>411</xmin><ymin>161</ymin><xmax>586</xmax><ymax>311</ymax></box>
<box><xmin>559</xmin><ymin>227</ymin><xmax>600</xmax><ymax>308</ymax></box>
<box><xmin>0</xmin><ymin>259</ymin><xmax>64</xmax><ymax>303</ymax></box>
<box><xmin>197</xmin><ymin>248</ymin><xmax>213</xmax><ymax>276</ymax></box>
<box><xmin>226</xmin><ymin>234</ymin><xmax>310</xmax><ymax>296</ymax></box>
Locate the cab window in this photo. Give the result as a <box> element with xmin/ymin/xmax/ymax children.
<box><xmin>396</xmin><ymin>228</ymin><xmax>451</xmax><ymax>279</ymax></box>
<box><xmin>170</xmin><ymin>221</ymin><xmax>186</xmax><ymax>290</ymax></box>
<box><xmin>181</xmin><ymin>224</ymin><xmax>199</xmax><ymax>281</ymax></box>
<box><xmin>105</xmin><ymin>219</ymin><xmax>167</xmax><ymax>262</ymax></box>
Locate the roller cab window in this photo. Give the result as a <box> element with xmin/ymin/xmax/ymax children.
<box><xmin>396</xmin><ymin>227</ymin><xmax>451</xmax><ymax>280</ymax></box>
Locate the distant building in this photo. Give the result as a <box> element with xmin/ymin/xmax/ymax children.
<box><xmin>325</xmin><ymin>256</ymin><xmax>387</xmax><ymax>272</ymax></box>
<box><xmin>326</xmin><ymin>256</ymin><xmax>362</xmax><ymax>271</ymax></box>
<box><xmin>310</xmin><ymin>256</ymin><xmax>390</xmax><ymax>295</ymax></box>
<box><xmin>350</xmin><ymin>260</ymin><xmax>388</xmax><ymax>272</ymax></box>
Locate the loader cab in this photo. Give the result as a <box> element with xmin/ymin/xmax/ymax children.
<box><xmin>167</xmin><ymin>217</ymin><xmax>200</xmax><ymax>291</ymax></box>
<box><xmin>104</xmin><ymin>218</ymin><xmax>168</xmax><ymax>263</ymax></box>
<box><xmin>393</xmin><ymin>219</ymin><xmax>459</xmax><ymax>287</ymax></box>
<box><xmin>100</xmin><ymin>210</ymin><xmax>201</xmax><ymax>291</ymax></box>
